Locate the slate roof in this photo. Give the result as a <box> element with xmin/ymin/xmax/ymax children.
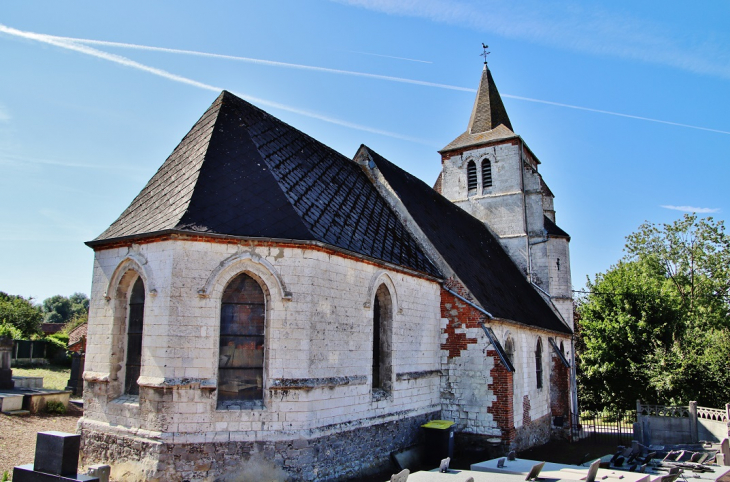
<box><xmin>366</xmin><ymin>147</ymin><xmax>571</xmax><ymax>334</ymax></box>
<box><xmin>91</xmin><ymin>91</ymin><xmax>439</xmax><ymax>278</ymax></box>
<box><xmin>544</xmin><ymin>216</ymin><xmax>570</xmax><ymax>239</ymax></box>
<box><xmin>441</xmin><ymin>65</ymin><xmax>516</xmax><ymax>153</ymax></box>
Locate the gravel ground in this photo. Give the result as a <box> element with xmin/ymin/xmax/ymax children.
<box><xmin>0</xmin><ymin>405</ymin><xmax>82</xmax><ymax>480</ymax></box>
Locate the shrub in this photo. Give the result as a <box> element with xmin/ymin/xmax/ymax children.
<box><xmin>2</xmin><ymin>470</ymin><xmax>9</xmax><ymax>482</ymax></box>
<box><xmin>580</xmin><ymin>411</ymin><xmax>595</xmax><ymax>421</ymax></box>
<box><xmin>0</xmin><ymin>320</ymin><xmax>22</xmax><ymax>340</ymax></box>
<box><xmin>45</xmin><ymin>400</ymin><xmax>67</xmax><ymax>414</ymax></box>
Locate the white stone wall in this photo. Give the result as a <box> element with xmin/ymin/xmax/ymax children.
<box><xmin>440</xmin><ymin>320</ymin><xmax>500</xmax><ymax>437</ymax></box>
<box><xmin>83</xmin><ymin>239</ymin><xmax>442</xmax><ymax>443</ymax></box>
<box><xmin>490</xmin><ymin>325</ymin><xmax>571</xmax><ymax>430</ymax></box>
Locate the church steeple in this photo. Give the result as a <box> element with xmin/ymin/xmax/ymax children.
<box><xmin>467</xmin><ymin>65</ymin><xmax>513</xmax><ymax>134</ymax></box>
<box><xmin>440</xmin><ymin>65</ymin><xmax>516</xmax><ymax>154</ymax></box>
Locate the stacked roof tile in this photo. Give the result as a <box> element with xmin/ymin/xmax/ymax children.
<box><xmin>91</xmin><ymin>91</ymin><xmax>439</xmax><ymax>277</ymax></box>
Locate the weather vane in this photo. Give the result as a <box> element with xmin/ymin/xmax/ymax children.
<box><xmin>481</xmin><ymin>43</ymin><xmax>490</xmax><ymax>64</ymax></box>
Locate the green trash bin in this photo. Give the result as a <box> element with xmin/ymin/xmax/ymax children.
<box><xmin>421</xmin><ymin>420</ymin><xmax>454</xmax><ymax>465</ymax></box>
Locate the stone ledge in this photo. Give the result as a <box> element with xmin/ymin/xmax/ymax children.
<box><xmin>268</xmin><ymin>376</ymin><xmax>367</xmax><ymax>391</ymax></box>
<box><xmin>137</xmin><ymin>377</ymin><xmax>217</xmax><ymax>389</ymax></box>
<box><xmin>396</xmin><ymin>370</ymin><xmax>442</xmax><ymax>381</ymax></box>
<box><xmin>83</xmin><ymin>372</ymin><xmax>110</xmax><ymax>383</ymax></box>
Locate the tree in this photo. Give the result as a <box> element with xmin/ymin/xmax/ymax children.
<box><xmin>0</xmin><ymin>292</ymin><xmax>43</xmax><ymax>337</ymax></box>
<box><xmin>577</xmin><ymin>214</ymin><xmax>730</xmax><ymax>409</ymax></box>
<box><xmin>42</xmin><ymin>293</ymin><xmax>89</xmax><ymax>324</ymax></box>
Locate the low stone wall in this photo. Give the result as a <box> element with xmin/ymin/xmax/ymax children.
<box><xmin>81</xmin><ymin>411</ymin><xmax>438</xmax><ymax>481</ymax></box>
<box><xmin>511</xmin><ymin>413</ymin><xmax>551</xmax><ymax>451</ymax></box>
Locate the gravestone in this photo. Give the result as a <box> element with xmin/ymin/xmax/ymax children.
<box><xmin>391</xmin><ymin>468</ymin><xmax>409</xmax><ymax>482</ymax></box>
<box><xmin>0</xmin><ymin>337</ymin><xmax>14</xmax><ymax>389</ymax></box>
<box><xmin>13</xmin><ymin>431</ymin><xmax>99</xmax><ymax>481</ymax></box>
<box><xmin>721</xmin><ymin>439</ymin><xmax>730</xmax><ymax>466</ymax></box>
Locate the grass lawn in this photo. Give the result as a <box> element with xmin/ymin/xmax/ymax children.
<box><xmin>12</xmin><ymin>365</ymin><xmax>71</xmax><ymax>391</ymax></box>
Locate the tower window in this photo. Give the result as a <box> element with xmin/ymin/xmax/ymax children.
<box><xmin>481</xmin><ymin>159</ymin><xmax>492</xmax><ymax>191</ymax></box>
<box><xmin>467</xmin><ymin>161</ymin><xmax>477</xmax><ymax>195</ymax></box>
<box><xmin>535</xmin><ymin>338</ymin><xmax>543</xmax><ymax>389</ymax></box>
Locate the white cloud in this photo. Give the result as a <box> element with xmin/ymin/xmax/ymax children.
<box><xmin>335</xmin><ymin>0</ymin><xmax>730</xmax><ymax>79</ymax></box>
<box><xmin>661</xmin><ymin>205</ymin><xmax>720</xmax><ymax>214</ymax></box>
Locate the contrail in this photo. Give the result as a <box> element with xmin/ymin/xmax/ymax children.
<box><xmin>346</xmin><ymin>50</ymin><xmax>432</xmax><ymax>64</ymax></box>
<box><xmin>502</xmin><ymin>94</ymin><xmax>730</xmax><ymax>136</ymax></box>
<box><xmin>0</xmin><ymin>24</ymin><xmax>435</xmax><ymax>145</ymax></box>
<box><xmin>2</xmin><ymin>24</ymin><xmax>727</xmax><ymax>137</ymax></box>
<box><xmin>41</xmin><ymin>35</ymin><xmax>470</xmax><ymax>91</ymax></box>
<box><xmin>47</xmin><ymin>34</ymin><xmax>730</xmax><ymax>136</ymax></box>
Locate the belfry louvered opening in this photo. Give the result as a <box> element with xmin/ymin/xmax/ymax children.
<box><xmin>467</xmin><ymin>160</ymin><xmax>477</xmax><ymax>195</ymax></box>
<box><xmin>481</xmin><ymin>159</ymin><xmax>492</xmax><ymax>191</ymax></box>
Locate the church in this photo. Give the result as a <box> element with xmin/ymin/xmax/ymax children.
<box><xmin>79</xmin><ymin>64</ymin><xmax>575</xmax><ymax>481</ymax></box>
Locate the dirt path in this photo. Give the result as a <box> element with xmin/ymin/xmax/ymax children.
<box><xmin>0</xmin><ymin>405</ymin><xmax>82</xmax><ymax>479</ymax></box>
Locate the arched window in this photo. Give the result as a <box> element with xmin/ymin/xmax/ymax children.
<box><xmin>218</xmin><ymin>273</ymin><xmax>265</xmax><ymax>406</ymax></box>
<box><xmin>125</xmin><ymin>276</ymin><xmax>145</xmax><ymax>395</ymax></box>
<box><xmin>467</xmin><ymin>161</ymin><xmax>477</xmax><ymax>195</ymax></box>
<box><xmin>504</xmin><ymin>337</ymin><xmax>515</xmax><ymax>367</ymax></box>
<box><xmin>373</xmin><ymin>284</ymin><xmax>393</xmax><ymax>393</ymax></box>
<box><xmin>481</xmin><ymin>159</ymin><xmax>492</xmax><ymax>191</ymax></box>
<box><xmin>535</xmin><ymin>338</ymin><xmax>543</xmax><ymax>389</ymax></box>
<box><xmin>559</xmin><ymin>341</ymin><xmax>565</xmax><ymax>354</ymax></box>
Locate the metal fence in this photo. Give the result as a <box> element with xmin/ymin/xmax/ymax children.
<box><xmin>570</xmin><ymin>409</ymin><xmax>635</xmax><ymax>444</ymax></box>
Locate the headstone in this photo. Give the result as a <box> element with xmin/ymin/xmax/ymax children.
<box><xmin>721</xmin><ymin>439</ymin><xmax>730</xmax><ymax>465</ymax></box>
<box><xmin>86</xmin><ymin>465</ymin><xmax>110</xmax><ymax>482</ymax></box>
<box><xmin>65</xmin><ymin>354</ymin><xmax>85</xmax><ymax>396</ymax></box>
<box><xmin>12</xmin><ymin>431</ymin><xmax>99</xmax><ymax>482</ymax></box>
<box><xmin>465</xmin><ymin>478</ymin><xmax>474</xmax><ymax>482</ymax></box>
<box><xmin>0</xmin><ymin>337</ymin><xmax>14</xmax><ymax>389</ymax></box>
<box><xmin>586</xmin><ymin>459</ymin><xmax>601</xmax><ymax>482</ymax></box>
<box><xmin>439</xmin><ymin>457</ymin><xmax>450</xmax><ymax>473</ymax></box>
<box><xmin>391</xmin><ymin>469</ymin><xmax>409</xmax><ymax>482</ymax></box>
<box><xmin>525</xmin><ymin>462</ymin><xmax>545</xmax><ymax>481</ymax></box>
<box><xmin>508</xmin><ymin>450</ymin><xmax>517</xmax><ymax>461</ymax></box>
<box><xmin>35</xmin><ymin>432</ymin><xmax>80</xmax><ymax>476</ymax></box>
<box><xmin>497</xmin><ymin>458</ymin><xmax>506</xmax><ymax>468</ymax></box>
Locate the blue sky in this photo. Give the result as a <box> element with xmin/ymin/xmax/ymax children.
<box><xmin>1</xmin><ymin>0</ymin><xmax>728</xmax><ymax>302</ymax></box>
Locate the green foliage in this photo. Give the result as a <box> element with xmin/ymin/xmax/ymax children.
<box><xmin>62</xmin><ymin>312</ymin><xmax>88</xmax><ymax>335</ymax></box>
<box><xmin>0</xmin><ymin>292</ymin><xmax>42</xmax><ymax>337</ymax></box>
<box><xmin>42</xmin><ymin>293</ymin><xmax>89</xmax><ymax>324</ymax></box>
<box><xmin>2</xmin><ymin>470</ymin><xmax>8</xmax><ymax>482</ymax></box>
<box><xmin>46</xmin><ymin>331</ymin><xmax>70</xmax><ymax>350</ymax></box>
<box><xmin>45</xmin><ymin>400</ymin><xmax>67</xmax><ymax>414</ymax></box>
<box><xmin>577</xmin><ymin>214</ymin><xmax>730</xmax><ymax>409</ymax></box>
<box><xmin>0</xmin><ymin>320</ymin><xmax>23</xmax><ymax>339</ymax></box>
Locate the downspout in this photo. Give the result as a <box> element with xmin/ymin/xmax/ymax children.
<box><xmin>520</xmin><ymin>138</ymin><xmax>532</xmax><ymax>283</ymax></box>
<box><xmin>570</xmin><ymin>334</ymin><xmax>578</xmax><ymax>420</ymax></box>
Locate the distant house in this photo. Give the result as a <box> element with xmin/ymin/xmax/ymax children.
<box><xmin>40</xmin><ymin>323</ymin><xmax>64</xmax><ymax>336</ymax></box>
<box><xmin>80</xmin><ymin>65</ymin><xmax>575</xmax><ymax>481</ymax></box>
<box><xmin>67</xmin><ymin>322</ymin><xmax>87</xmax><ymax>353</ymax></box>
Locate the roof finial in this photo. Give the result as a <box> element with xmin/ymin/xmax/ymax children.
<box><xmin>481</xmin><ymin>43</ymin><xmax>490</xmax><ymax>65</ymax></box>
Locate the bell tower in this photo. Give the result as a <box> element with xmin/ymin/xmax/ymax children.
<box><xmin>436</xmin><ymin>62</ymin><xmax>573</xmax><ymax>328</ymax></box>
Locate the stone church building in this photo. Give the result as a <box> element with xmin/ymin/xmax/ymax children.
<box><xmin>80</xmin><ymin>65</ymin><xmax>575</xmax><ymax>481</ymax></box>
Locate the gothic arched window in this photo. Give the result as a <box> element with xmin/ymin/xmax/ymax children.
<box><xmin>467</xmin><ymin>161</ymin><xmax>477</xmax><ymax>195</ymax></box>
<box><xmin>372</xmin><ymin>284</ymin><xmax>393</xmax><ymax>393</ymax></box>
<box><xmin>535</xmin><ymin>338</ymin><xmax>543</xmax><ymax>389</ymax></box>
<box><xmin>481</xmin><ymin>159</ymin><xmax>492</xmax><ymax>191</ymax></box>
<box><xmin>125</xmin><ymin>276</ymin><xmax>145</xmax><ymax>395</ymax></box>
<box><xmin>218</xmin><ymin>273</ymin><xmax>265</xmax><ymax>406</ymax></box>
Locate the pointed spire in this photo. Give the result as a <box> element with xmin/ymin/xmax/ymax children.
<box><xmin>467</xmin><ymin>65</ymin><xmax>513</xmax><ymax>134</ymax></box>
